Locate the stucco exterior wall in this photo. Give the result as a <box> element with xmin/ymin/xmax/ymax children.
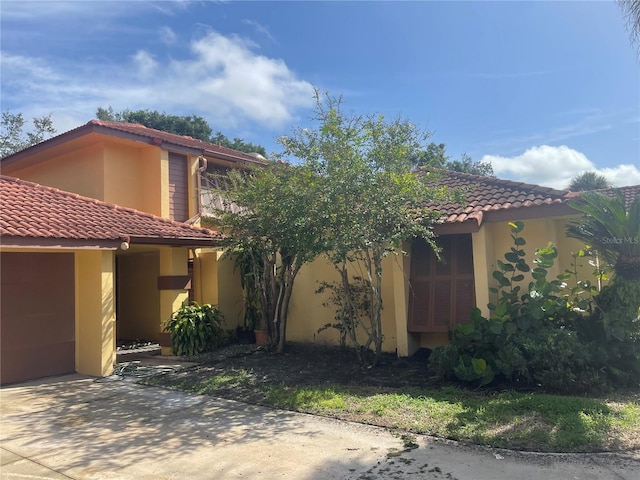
<box><xmin>194</xmin><ymin>250</ymin><xmax>220</xmax><ymax>306</ymax></box>
<box><xmin>287</xmin><ymin>254</ymin><xmax>402</xmax><ymax>353</ymax></box>
<box><xmin>215</xmin><ymin>252</ymin><xmax>244</xmax><ymax>329</ymax></box>
<box><xmin>75</xmin><ymin>250</ymin><xmax>116</xmax><ymax>377</ymax></box>
<box><xmin>103</xmin><ymin>143</ymin><xmax>163</xmax><ymax>216</ymax></box>
<box><xmin>5</xmin><ymin>143</ymin><xmax>105</xmax><ymax>200</ymax></box>
<box><xmin>158</xmin><ymin>246</ymin><xmax>190</xmax><ymax>324</ymax></box>
<box><xmin>481</xmin><ymin>217</ymin><xmax>593</xmax><ymax>307</ymax></box>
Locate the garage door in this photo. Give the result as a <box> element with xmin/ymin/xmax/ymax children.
<box><xmin>1</xmin><ymin>252</ymin><xmax>75</xmax><ymax>384</ymax></box>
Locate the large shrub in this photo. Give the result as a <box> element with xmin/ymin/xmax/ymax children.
<box><xmin>429</xmin><ymin>222</ymin><xmax>605</xmax><ymax>393</ymax></box>
<box><xmin>567</xmin><ymin>190</ymin><xmax>640</xmax><ymax>386</ymax></box>
<box><xmin>164</xmin><ymin>302</ymin><xmax>226</xmax><ymax>356</ymax></box>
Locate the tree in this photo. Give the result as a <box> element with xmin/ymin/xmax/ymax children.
<box><xmin>618</xmin><ymin>0</ymin><xmax>640</xmax><ymax>54</ymax></box>
<box><xmin>211</xmin><ymin>132</ymin><xmax>267</xmax><ymax>157</ymax></box>
<box><xmin>215</xmin><ymin>161</ymin><xmax>326</xmax><ymax>353</ymax></box>
<box><xmin>279</xmin><ymin>91</ymin><xmax>453</xmax><ymax>365</ymax></box>
<box><xmin>97</xmin><ymin>107</ymin><xmax>213</xmax><ymax>141</ymax></box>
<box><xmin>567</xmin><ymin>190</ymin><xmax>640</xmax><ymax>281</ymax></box>
<box><xmin>410</xmin><ymin>142</ymin><xmax>449</xmax><ymax>169</ymax></box>
<box><xmin>96</xmin><ymin>107</ymin><xmax>267</xmax><ymax>156</ymax></box>
<box><xmin>411</xmin><ymin>142</ymin><xmax>494</xmax><ymax>176</ymax></box>
<box><xmin>447</xmin><ymin>153</ymin><xmax>494</xmax><ymax>176</ymax></box>
<box><xmin>567</xmin><ymin>189</ymin><xmax>640</xmax><ymax>385</ymax></box>
<box><xmin>1</xmin><ymin>111</ymin><xmax>56</xmax><ymax>158</ymax></box>
<box><xmin>568</xmin><ymin>171</ymin><xmax>612</xmax><ymax>191</ymax></box>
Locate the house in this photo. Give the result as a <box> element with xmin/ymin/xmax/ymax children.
<box><xmin>1</xmin><ymin>120</ymin><xmax>265</xmax><ymax>353</ymax></box>
<box><xmin>3</xmin><ymin>120</ymin><xmax>636</xmax><ymax>378</ymax></box>
<box><xmin>284</xmin><ymin>172</ymin><xmax>639</xmax><ymax>357</ymax></box>
<box><xmin>0</xmin><ymin>175</ymin><xmax>219</xmax><ymax>384</ymax></box>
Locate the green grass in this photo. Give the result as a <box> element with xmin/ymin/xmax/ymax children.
<box><xmin>145</xmin><ymin>369</ymin><xmax>640</xmax><ymax>453</ymax></box>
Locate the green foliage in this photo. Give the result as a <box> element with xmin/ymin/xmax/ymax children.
<box><xmin>567</xmin><ymin>189</ymin><xmax>640</xmax><ymax>385</ymax></box>
<box><xmin>567</xmin><ymin>190</ymin><xmax>640</xmax><ymax>281</ymax></box>
<box><xmin>430</xmin><ymin>222</ymin><xmax>606</xmax><ymax>393</ymax></box>
<box><xmin>97</xmin><ymin>107</ymin><xmax>212</xmax><ymax>141</ymax></box>
<box><xmin>147</xmin><ymin>358</ymin><xmax>640</xmax><ymax>453</ymax></box>
<box><xmin>316</xmin><ymin>276</ymin><xmax>372</xmax><ymax>348</ymax></box>
<box><xmin>567</xmin><ymin>171</ymin><xmax>612</xmax><ymax>191</ymax></box>
<box><xmin>229</xmin><ymin>245</ymin><xmax>265</xmax><ymax>330</ymax></box>
<box><xmin>446</xmin><ymin>153</ymin><xmax>494</xmax><ymax>176</ymax></box>
<box><xmin>576</xmin><ymin>278</ymin><xmax>640</xmax><ymax>386</ymax></box>
<box><xmin>164</xmin><ymin>302</ymin><xmax>226</xmax><ymax>356</ymax></box>
<box><xmin>96</xmin><ymin>107</ymin><xmax>266</xmax><ymax>155</ymax></box>
<box><xmin>1</xmin><ymin>111</ymin><xmax>56</xmax><ymax>157</ymax></box>
<box><xmin>285</xmin><ymin>90</ymin><xmax>453</xmax><ymax>366</ymax></box>
<box><xmin>215</xmin><ymin>160</ymin><xmax>326</xmax><ymax>353</ymax></box>
<box><xmin>211</xmin><ymin>131</ymin><xmax>267</xmax><ymax>157</ymax></box>
<box><xmin>410</xmin><ymin>142</ymin><xmax>494</xmax><ymax>176</ymax></box>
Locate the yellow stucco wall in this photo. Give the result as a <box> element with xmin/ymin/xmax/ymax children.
<box><xmin>215</xmin><ymin>251</ymin><xmax>245</xmax><ymax>329</ymax></box>
<box><xmin>75</xmin><ymin>250</ymin><xmax>116</xmax><ymax>377</ymax></box>
<box><xmin>5</xmin><ymin>135</ymin><xmax>200</xmax><ymax>222</ymax></box>
<box><xmin>158</xmin><ymin>246</ymin><xmax>190</xmax><ymax>328</ymax></box>
<box><xmin>287</xmin><ymin>254</ymin><xmax>401</xmax><ymax>353</ymax></box>
<box><xmin>194</xmin><ymin>250</ymin><xmax>219</xmax><ymax>306</ymax></box>
<box><xmin>103</xmin><ymin>143</ymin><xmax>163</xmax><ymax>216</ymax></box>
<box><xmin>481</xmin><ymin>217</ymin><xmax>591</xmax><ymax>308</ymax></box>
<box><xmin>5</xmin><ymin>143</ymin><xmax>105</xmax><ymax>200</ymax></box>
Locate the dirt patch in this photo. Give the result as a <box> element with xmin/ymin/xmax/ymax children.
<box><xmin>196</xmin><ymin>342</ymin><xmax>429</xmax><ymax>386</ymax></box>
<box><xmin>150</xmin><ymin>342</ymin><xmax>432</xmax><ymax>404</ymax></box>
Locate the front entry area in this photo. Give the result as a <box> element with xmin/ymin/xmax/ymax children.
<box><xmin>116</xmin><ymin>252</ymin><xmax>161</xmax><ymax>343</ymax></box>
<box><xmin>0</xmin><ymin>252</ymin><xmax>76</xmax><ymax>385</ymax></box>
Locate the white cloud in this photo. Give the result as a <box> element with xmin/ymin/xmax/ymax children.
<box><xmin>0</xmin><ymin>53</ymin><xmax>60</xmax><ymax>82</ymax></box>
<box><xmin>160</xmin><ymin>26</ymin><xmax>177</xmax><ymax>45</ymax></box>
<box><xmin>598</xmin><ymin>164</ymin><xmax>640</xmax><ymax>188</ymax></box>
<box><xmin>168</xmin><ymin>31</ymin><xmax>312</xmax><ymax>125</ymax></box>
<box><xmin>242</xmin><ymin>19</ymin><xmax>276</xmax><ymax>43</ymax></box>
<box><xmin>0</xmin><ymin>30</ymin><xmax>314</xmax><ymax>134</ymax></box>
<box><xmin>132</xmin><ymin>50</ymin><xmax>159</xmax><ymax>78</ymax></box>
<box><xmin>482</xmin><ymin>145</ymin><xmax>640</xmax><ymax>189</ymax></box>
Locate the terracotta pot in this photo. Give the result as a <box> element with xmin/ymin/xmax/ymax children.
<box><xmin>254</xmin><ymin>329</ymin><xmax>270</xmax><ymax>345</ymax></box>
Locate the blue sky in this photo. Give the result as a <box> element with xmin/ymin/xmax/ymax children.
<box><xmin>1</xmin><ymin>0</ymin><xmax>639</xmax><ymax>188</ymax></box>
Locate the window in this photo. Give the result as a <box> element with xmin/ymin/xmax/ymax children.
<box><xmin>168</xmin><ymin>152</ymin><xmax>189</xmax><ymax>222</ymax></box>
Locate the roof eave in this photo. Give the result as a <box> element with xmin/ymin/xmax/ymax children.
<box><xmin>0</xmin><ymin>236</ymin><xmax>121</xmax><ymax>250</ymax></box>
<box><xmin>127</xmin><ymin>236</ymin><xmax>221</xmax><ymax>247</ymax></box>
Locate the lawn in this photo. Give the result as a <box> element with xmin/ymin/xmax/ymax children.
<box><xmin>141</xmin><ymin>343</ymin><xmax>640</xmax><ymax>453</ymax></box>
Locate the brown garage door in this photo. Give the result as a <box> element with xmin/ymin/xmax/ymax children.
<box><xmin>1</xmin><ymin>252</ymin><xmax>75</xmax><ymax>385</ymax></box>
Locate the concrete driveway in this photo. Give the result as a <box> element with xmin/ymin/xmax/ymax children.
<box><xmin>1</xmin><ymin>374</ymin><xmax>639</xmax><ymax>480</ymax></box>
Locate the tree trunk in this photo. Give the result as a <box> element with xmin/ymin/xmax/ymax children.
<box><xmin>275</xmin><ymin>262</ymin><xmax>300</xmax><ymax>353</ymax></box>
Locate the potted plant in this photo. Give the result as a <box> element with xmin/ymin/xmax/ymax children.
<box><xmin>232</xmin><ymin>245</ymin><xmax>270</xmax><ymax>345</ymax></box>
<box><xmin>251</xmin><ymin>304</ymin><xmax>270</xmax><ymax>345</ymax></box>
<box><xmin>237</xmin><ymin>299</ymin><xmax>258</xmax><ymax>344</ymax></box>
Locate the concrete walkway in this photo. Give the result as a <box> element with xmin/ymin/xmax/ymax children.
<box><xmin>1</xmin><ymin>374</ymin><xmax>639</xmax><ymax>479</ymax></box>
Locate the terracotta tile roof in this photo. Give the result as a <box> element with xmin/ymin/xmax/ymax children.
<box><xmin>2</xmin><ymin>120</ymin><xmax>267</xmax><ymax>166</ymax></box>
<box><xmin>597</xmin><ymin>184</ymin><xmax>640</xmax><ymax>209</ymax></box>
<box><xmin>422</xmin><ymin>169</ymin><xmax>575</xmax><ymax>226</ymax></box>
<box><xmin>0</xmin><ymin>176</ymin><xmax>220</xmax><ymax>247</ymax></box>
